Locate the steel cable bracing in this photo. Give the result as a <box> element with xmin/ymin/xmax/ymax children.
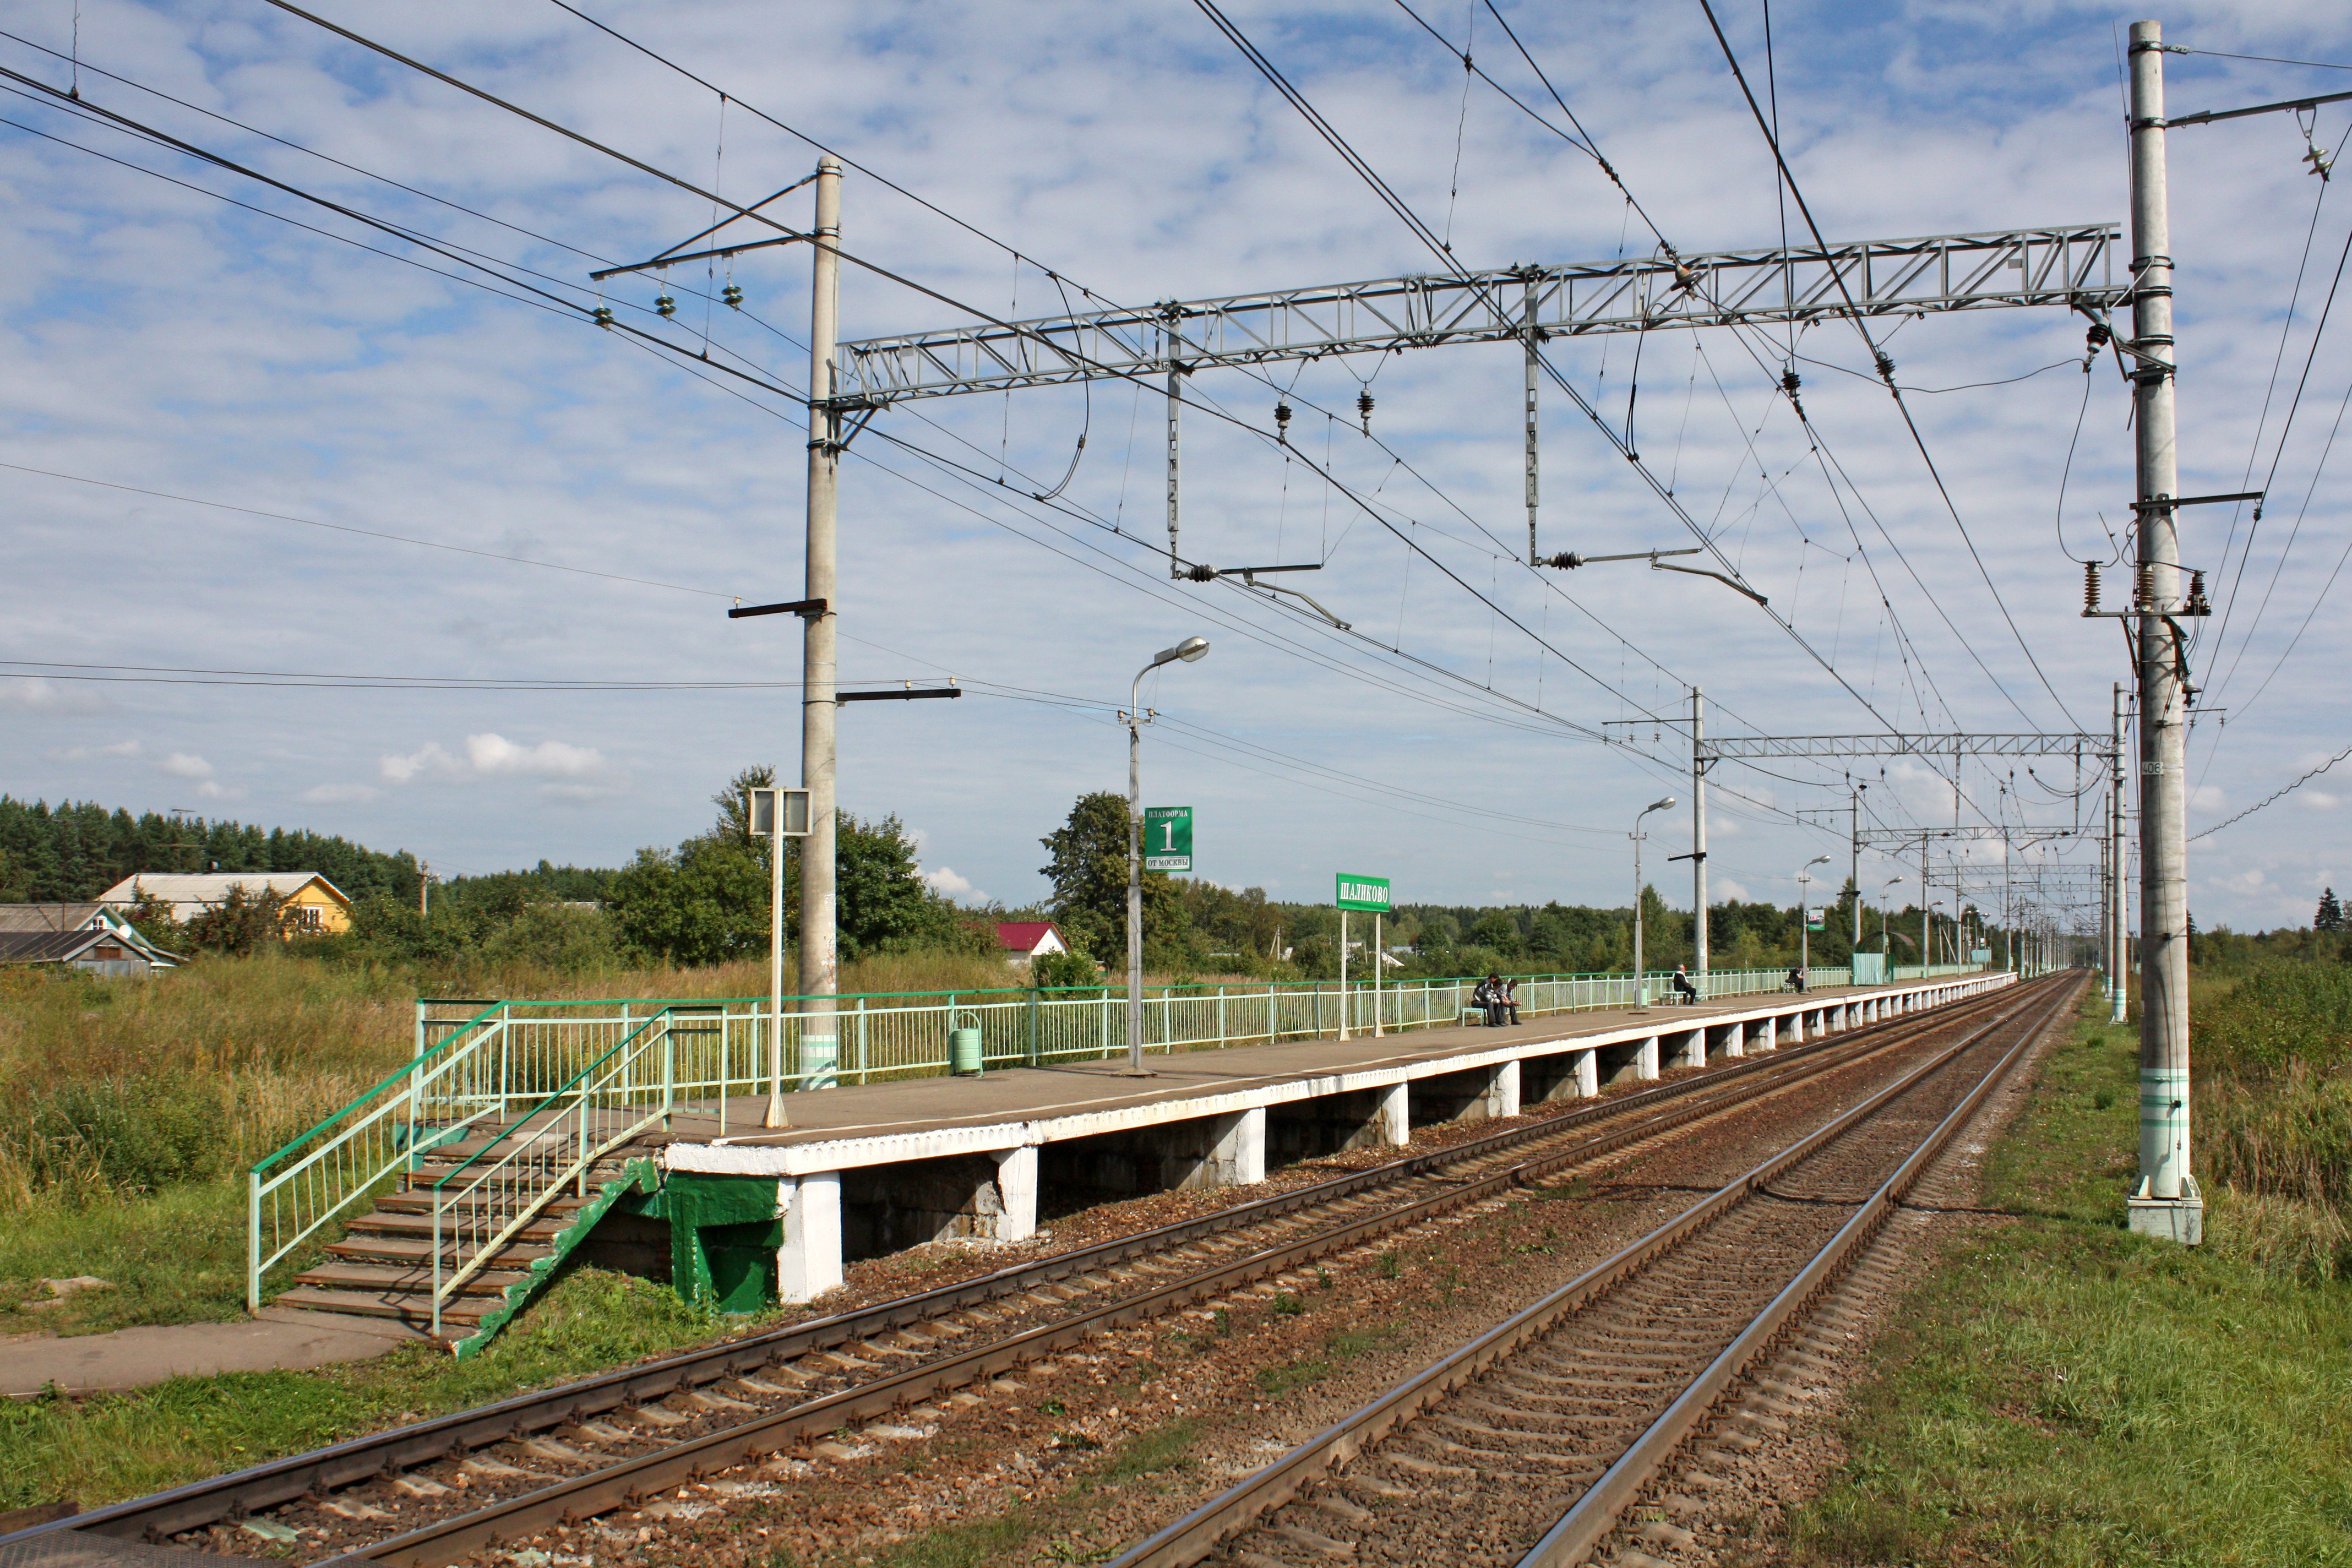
<box><xmin>252</xmin><ymin>0</ymin><xmax>1918</xmax><ymax>772</ymax></box>
<box><xmin>37</xmin><ymin>14</ymin><xmax>1948</xmax><ymax>840</ymax></box>
<box><xmin>1691</xmin><ymin>0</ymin><xmax>2082</xmax><ymax>732</ymax></box>
<box><xmin>1414</xmin><ymin>1</ymin><xmax>2006</xmax><ymax>737</ymax></box>
<box><xmin>258</xmin><ymin>0</ymin><xmax>1776</xmax><ymax>747</ymax></box>
<box><xmin>15</xmin><ymin>23</ymin><xmax>1690</xmax><ymax>753</ymax></box>
<box><xmin>1389</xmin><ymin>1</ymin><xmax>2029</xmax><ymax>749</ymax></box>
<box><xmin>2201</xmin><ymin>161</ymin><xmax>2352</xmax><ymax>710</ymax></box>
<box><xmin>1188</xmin><ymin>0</ymin><xmax>1909</xmax><ymax>737</ymax></box>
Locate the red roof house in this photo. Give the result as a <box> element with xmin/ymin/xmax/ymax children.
<box><xmin>995</xmin><ymin>921</ymin><xmax>1069</xmax><ymax>964</ymax></box>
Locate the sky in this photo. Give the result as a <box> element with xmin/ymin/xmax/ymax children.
<box><xmin>5</xmin><ymin>0</ymin><xmax>2351</xmax><ymax>938</ymax></box>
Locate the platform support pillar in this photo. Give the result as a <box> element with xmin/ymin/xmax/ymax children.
<box><xmin>1577</xmin><ymin>1048</ymin><xmax>1600</xmax><ymax>1098</ymax></box>
<box><xmin>1207</xmin><ymin>1108</ymin><xmax>1267</xmax><ymax>1185</ymax></box>
<box><xmin>1374</xmin><ymin>1080</ymin><xmax>1410</xmax><ymax>1145</ymax></box>
<box><xmin>990</xmin><ymin>1146</ymin><xmax>1039</xmax><ymax>1242</ymax></box>
<box><xmin>777</xmin><ymin>1169</ymin><xmax>842</xmax><ymax>1304</ymax></box>
<box><xmin>1638</xmin><ymin>1035</ymin><xmax>1660</xmax><ymax>1080</ymax></box>
<box><xmin>1488</xmin><ymin>1060</ymin><xmax>1521</xmax><ymax>1119</ymax></box>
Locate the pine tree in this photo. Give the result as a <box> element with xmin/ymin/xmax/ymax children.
<box><xmin>2320</xmin><ymin>888</ymin><xmax>2344</xmax><ymax>932</ymax></box>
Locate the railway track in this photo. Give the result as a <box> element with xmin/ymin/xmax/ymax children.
<box><xmin>1109</xmin><ymin>972</ymin><xmax>2081</xmax><ymax>1568</ymax></box>
<box><xmin>2</xmin><ymin>980</ymin><xmax>2026</xmax><ymax>1568</ymax></box>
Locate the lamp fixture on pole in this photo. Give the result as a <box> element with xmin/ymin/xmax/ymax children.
<box><xmin>1630</xmin><ymin>795</ymin><xmax>1676</xmax><ymax>1010</ymax></box>
<box><xmin>1123</xmin><ymin>637</ymin><xmax>1210</xmax><ymax>1075</ymax></box>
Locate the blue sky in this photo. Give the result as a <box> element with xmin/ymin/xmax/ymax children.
<box><xmin>5</xmin><ymin>0</ymin><xmax>2351</xmax><ymax>935</ymax></box>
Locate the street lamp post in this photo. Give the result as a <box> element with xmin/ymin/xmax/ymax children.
<box><xmin>1881</xmin><ymin>876</ymin><xmax>1902</xmax><ymax>968</ymax></box>
<box><xmin>1630</xmin><ymin>795</ymin><xmax>1677</xmax><ymax>1009</ymax></box>
<box><xmin>1123</xmin><ymin>636</ymin><xmax>1210</xmax><ymax>1075</ymax></box>
<box><xmin>1796</xmin><ymin>854</ymin><xmax>1830</xmax><ymax>986</ymax></box>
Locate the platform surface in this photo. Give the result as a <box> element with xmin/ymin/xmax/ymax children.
<box><xmin>664</xmin><ymin>982</ymin><xmax>1905</xmax><ymax>1155</ymax></box>
<box><xmin>0</xmin><ymin>1308</ymin><xmax>434</xmax><ymax>1399</ymax></box>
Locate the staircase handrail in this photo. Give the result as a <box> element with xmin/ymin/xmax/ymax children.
<box><xmin>248</xmin><ymin>998</ymin><xmax>508</xmax><ymax>1179</ymax></box>
<box><xmin>427</xmin><ymin>1005</ymin><xmax>680</xmax><ymax>1335</ymax></box>
<box><xmin>244</xmin><ymin>999</ymin><xmax>512</xmax><ymax>1313</ymax></box>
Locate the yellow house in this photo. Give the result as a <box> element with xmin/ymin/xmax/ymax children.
<box><xmin>99</xmin><ymin>873</ymin><xmax>355</xmax><ymax>935</ymax></box>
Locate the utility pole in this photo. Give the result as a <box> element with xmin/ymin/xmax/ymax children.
<box><xmin>797</xmin><ymin>156</ymin><xmax>845</xmax><ymax>1102</ymax></box>
<box><xmin>1848</xmin><ymin>783</ymin><xmax>1862</xmax><ymax>955</ymax></box>
<box><xmin>1691</xmin><ymin>687</ymin><xmax>1709</xmax><ymax>988</ymax></box>
<box><xmin>2127</xmin><ymin>20</ymin><xmax>2199</xmax><ymax>1242</ymax></box>
<box><xmin>419</xmin><ymin>860</ymin><xmax>429</xmax><ymax>919</ymax></box>
<box><xmin>2111</xmin><ymin>680</ymin><xmax>2130</xmax><ymax>1025</ymax></box>
<box><xmin>1920</xmin><ymin>834</ymin><xmax>1931</xmax><ymax>978</ymax></box>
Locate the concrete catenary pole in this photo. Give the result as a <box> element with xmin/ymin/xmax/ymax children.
<box><xmin>796</xmin><ymin>156</ymin><xmax>844</xmax><ymax>1101</ymax></box>
<box><xmin>1848</xmin><ymin>784</ymin><xmax>1863</xmax><ymax>956</ymax></box>
<box><xmin>2127</xmin><ymin>20</ymin><xmax>2198</xmax><ymax>1240</ymax></box>
<box><xmin>1691</xmin><ymin>687</ymin><xmax>1709</xmax><ymax>989</ymax></box>
<box><xmin>2111</xmin><ymin>680</ymin><xmax>2131</xmax><ymax>1024</ymax></box>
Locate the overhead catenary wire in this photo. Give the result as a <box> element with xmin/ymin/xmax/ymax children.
<box><xmin>1691</xmin><ymin>0</ymin><xmax>2082</xmax><ymax>731</ymax></box>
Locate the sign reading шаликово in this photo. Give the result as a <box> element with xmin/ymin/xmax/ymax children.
<box><xmin>1335</xmin><ymin>874</ymin><xmax>1391</xmax><ymax>912</ymax></box>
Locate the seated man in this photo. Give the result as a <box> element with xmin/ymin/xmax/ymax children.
<box><xmin>1670</xmin><ymin>965</ymin><xmax>1699</xmax><ymax>1005</ymax></box>
<box><xmin>1788</xmin><ymin>966</ymin><xmax>1806</xmax><ymax>993</ymax></box>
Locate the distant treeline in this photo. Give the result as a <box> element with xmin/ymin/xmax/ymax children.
<box><xmin>0</xmin><ymin>796</ymin><xmax>422</xmax><ymax>905</ymax></box>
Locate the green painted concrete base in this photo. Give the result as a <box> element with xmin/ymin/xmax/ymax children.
<box><xmin>631</xmin><ymin>1172</ymin><xmax>785</xmax><ymax>1315</ymax></box>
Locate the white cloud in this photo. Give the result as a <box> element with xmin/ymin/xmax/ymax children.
<box><xmin>464</xmin><ymin>733</ymin><xmax>605</xmax><ymax>778</ymax></box>
<box><xmin>1714</xmin><ymin>878</ymin><xmax>1752</xmax><ymax>903</ymax></box>
<box><xmin>2190</xmin><ymin>785</ymin><xmax>2228</xmax><ymax>813</ymax></box>
<box><xmin>52</xmin><ymin>738</ymin><xmax>141</xmax><ymax>761</ymax></box>
<box><xmin>0</xmin><ymin>678</ymin><xmax>107</xmax><ymax>715</ymax></box>
<box><xmin>381</xmin><ymin>733</ymin><xmax>609</xmax><ymax>785</ymax></box>
<box><xmin>159</xmin><ymin>752</ymin><xmax>215</xmax><ymax>780</ymax></box>
<box><xmin>2302</xmin><ymin>790</ymin><xmax>2340</xmax><ymax>812</ymax></box>
<box><xmin>923</xmin><ymin>865</ymin><xmax>985</xmax><ymax>902</ymax></box>
<box><xmin>299</xmin><ymin>782</ymin><xmax>381</xmax><ymax>805</ymax></box>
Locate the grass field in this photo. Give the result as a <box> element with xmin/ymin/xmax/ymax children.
<box><xmin>1782</xmin><ymin>990</ymin><xmax>2352</xmax><ymax>1566</ymax></box>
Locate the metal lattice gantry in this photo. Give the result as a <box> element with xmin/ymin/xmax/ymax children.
<box><xmin>1698</xmin><ymin>732</ymin><xmax>2110</xmax><ymax>761</ymax></box>
<box><xmin>832</xmin><ymin>224</ymin><xmax>2125</xmax><ymax>406</ymax></box>
<box><xmin>1853</xmin><ymin>825</ymin><xmax>2092</xmax><ymax>846</ymax></box>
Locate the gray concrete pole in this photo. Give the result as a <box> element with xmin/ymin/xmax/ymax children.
<box><xmin>1128</xmin><ymin>709</ymin><xmax>1145</xmax><ymax>1071</ymax></box>
<box><xmin>2111</xmin><ymin>682</ymin><xmax>2130</xmax><ymax>1024</ymax></box>
<box><xmin>1692</xmin><ymin>687</ymin><xmax>1709</xmax><ymax>986</ymax></box>
<box><xmin>795</xmin><ymin>156</ymin><xmax>843</xmax><ymax>1099</ymax></box>
<box><xmin>1849</xmin><ymin>789</ymin><xmax>1862</xmax><ymax>955</ymax></box>
<box><xmin>2128</xmin><ymin>19</ymin><xmax>2197</xmax><ymax>1238</ymax></box>
<box><xmin>1632</xmin><ymin>821</ymin><xmax>1643</xmax><ymax>995</ymax></box>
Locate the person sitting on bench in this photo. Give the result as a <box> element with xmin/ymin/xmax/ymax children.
<box><xmin>1504</xmin><ymin>976</ymin><xmax>1522</xmax><ymax>1025</ymax></box>
<box><xmin>1479</xmin><ymin>973</ymin><xmax>1510</xmax><ymax>1027</ymax></box>
<box><xmin>1787</xmin><ymin>965</ymin><xmax>1806</xmax><ymax>993</ymax></box>
<box><xmin>1671</xmin><ymin>965</ymin><xmax>1700</xmax><ymax>1005</ymax></box>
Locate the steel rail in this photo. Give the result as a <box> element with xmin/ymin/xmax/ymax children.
<box><xmin>1515</xmin><ymin>974</ymin><xmax>2081</xmax><ymax>1565</ymax></box>
<box><xmin>3</xmin><ymin>983</ymin><xmax>2014</xmax><ymax>1559</ymax></box>
<box><xmin>1101</xmin><ymin>975</ymin><xmax>2073</xmax><ymax>1568</ymax></box>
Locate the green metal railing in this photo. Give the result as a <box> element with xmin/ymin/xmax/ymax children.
<box><xmin>247</xmin><ymin>961</ymin><xmax>1992</xmax><ymax>1312</ymax></box>
<box><xmin>426</xmin><ymin>1006</ymin><xmax>681</xmax><ymax>1336</ymax></box>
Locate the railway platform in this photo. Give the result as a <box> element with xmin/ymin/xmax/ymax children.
<box><xmin>657</xmin><ymin>971</ymin><xmax>2010</xmax><ymax>1304</ymax></box>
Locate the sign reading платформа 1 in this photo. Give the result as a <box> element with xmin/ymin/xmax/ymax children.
<box><xmin>1144</xmin><ymin>806</ymin><xmax>1193</xmax><ymax>873</ymax></box>
<box><xmin>1335</xmin><ymin>874</ymin><xmax>1391</xmax><ymax>912</ymax></box>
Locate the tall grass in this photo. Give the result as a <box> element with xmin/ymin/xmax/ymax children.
<box><xmin>2188</xmin><ymin>960</ymin><xmax>2352</xmax><ymax>1281</ymax></box>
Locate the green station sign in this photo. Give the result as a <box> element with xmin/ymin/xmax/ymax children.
<box><xmin>1144</xmin><ymin>806</ymin><xmax>1193</xmax><ymax>873</ymax></box>
<box><xmin>1335</xmin><ymin>873</ymin><xmax>1391</xmax><ymax>912</ymax></box>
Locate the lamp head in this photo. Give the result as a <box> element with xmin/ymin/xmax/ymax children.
<box><xmin>1807</xmin><ymin>854</ymin><xmax>1832</xmax><ymax>869</ymax></box>
<box><xmin>1645</xmin><ymin>795</ymin><xmax>1678</xmax><ymax>814</ymax></box>
<box><xmin>1159</xmin><ymin>635</ymin><xmax>1211</xmax><ymax>665</ymax></box>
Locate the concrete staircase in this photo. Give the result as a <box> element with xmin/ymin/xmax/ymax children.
<box><xmin>272</xmin><ymin>1132</ymin><xmax>657</xmax><ymax>1351</ymax></box>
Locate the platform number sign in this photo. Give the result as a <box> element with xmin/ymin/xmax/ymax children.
<box><xmin>1144</xmin><ymin>806</ymin><xmax>1193</xmax><ymax>873</ymax></box>
<box><xmin>1335</xmin><ymin>874</ymin><xmax>1391</xmax><ymax>912</ymax></box>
